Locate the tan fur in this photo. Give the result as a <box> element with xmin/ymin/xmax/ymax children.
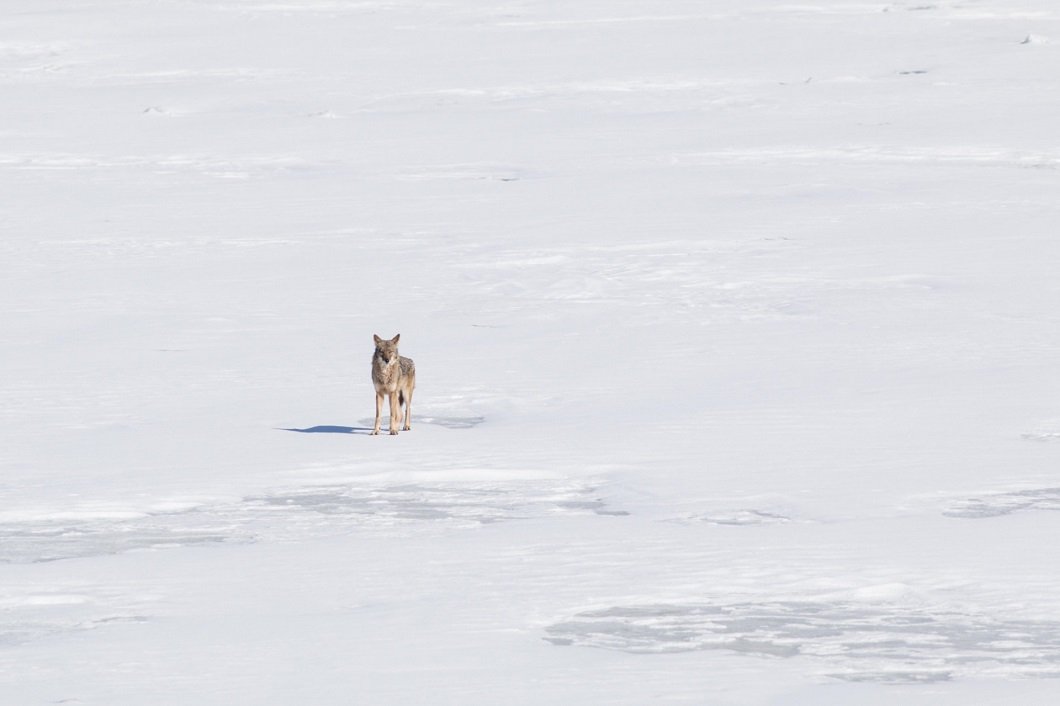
<box><xmin>371</xmin><ymin>333</ymin><xmax>416</xmax><ymax>435</ymax></box>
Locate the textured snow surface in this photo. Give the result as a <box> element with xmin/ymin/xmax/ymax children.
<box><xmin>2</xmin><ymin>0</ymin><xmax>1060</xmax><ymax>703</ymax></box>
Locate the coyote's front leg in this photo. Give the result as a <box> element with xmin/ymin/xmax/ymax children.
<box><xmin>372</xmin><ymin>392</ymin><xmax>383</xmax><ymax>435</ymax></box>
<box><xmin>388</xmin><ymin>392</ymin><xmax>400</xmax><ymax>435</ymax></box>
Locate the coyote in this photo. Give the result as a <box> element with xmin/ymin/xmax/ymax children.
<box><xmin>371</xmin><ymin>333</ymin><xmax>415</xmax><ymax>435</ymax></box>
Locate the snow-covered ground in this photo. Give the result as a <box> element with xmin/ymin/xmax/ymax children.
<box><xmin>3</xmin><ymin>0</ymin><xmax>1060</xmax><ymax>702</ymax></box>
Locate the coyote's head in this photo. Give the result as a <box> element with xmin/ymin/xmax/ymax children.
<box><xmin>373</xmin><ymin>333</ymin><xmax>400</xmax><ymax>364</ymax></box>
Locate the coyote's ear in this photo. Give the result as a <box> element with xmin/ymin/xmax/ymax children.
<box><xmin>373</xmin><ymin>334</ymin><xmax>382</xmax><ymax>345</ymax></box>
<box><xmin>391</xmin><ymin>334</ymin><xmax>400</xmax><ymax>344</ymax></box>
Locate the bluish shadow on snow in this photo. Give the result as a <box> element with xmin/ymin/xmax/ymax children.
<box><xmin>282</xmin><ymin>416</ymin><xmax>485</xmax><ymax>435</ymax></box>
<box><xmin>280</xmin><ymin>425</ymin><xmax>373</xmax><ymax>434</ymax></box>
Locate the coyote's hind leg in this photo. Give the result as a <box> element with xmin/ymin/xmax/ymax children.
<box><xmin>403</xmin><ymin>388</ymin><xmax>413</xmax><ymax>431</ymax></box>
<box><xmin>388</xmin><ymin>392</ymin><xmax>400</xmax><ymax>435</ymax></box>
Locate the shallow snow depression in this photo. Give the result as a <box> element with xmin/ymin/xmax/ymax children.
<box><xmin>2</xmin><ymin>0</ymin><xmax>1060</xmax><ymax>703</ymax></box>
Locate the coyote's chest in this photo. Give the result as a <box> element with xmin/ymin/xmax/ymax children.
<box><xmin>372</xmin><ymin>358</ymin><xmax>401</xmax><ymax>390</ymax></box>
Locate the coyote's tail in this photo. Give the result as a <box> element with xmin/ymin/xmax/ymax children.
<box><xmin>398</xmin><ymin>391</ymin><xmax>405</xmax><ymax>406</ymax></box>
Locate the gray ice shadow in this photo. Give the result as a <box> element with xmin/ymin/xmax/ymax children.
<box><xmin>944</xmin><ymin>488</ymin><xmax>1060</xmax><ymax>518</ymax></box>
<box><xmin>545</xmin><ymin>600</ymin><xmax>1060</xmax><ymax>682</ymax></box>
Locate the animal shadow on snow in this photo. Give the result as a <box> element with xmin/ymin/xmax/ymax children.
<box><xmin>280</xmin><ymin>415</ymin><xmax>484</xmax><ymax>435</ymax></box>
<box><xmin>280</xmin><ymin>425</ymin><xmax>373</xmax><ymax>435</ymax></box>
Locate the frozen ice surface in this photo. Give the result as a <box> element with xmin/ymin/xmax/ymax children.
<box><xmin>2</xmin><ymin>0</ymin><xmax>1060</xmax><ymax>703</ymax></box>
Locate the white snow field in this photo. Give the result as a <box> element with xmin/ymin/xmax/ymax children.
<box><xmin>2</xmin><ymin>0</ymin><xmax>1060</xmax><ymax>703</ymax></box>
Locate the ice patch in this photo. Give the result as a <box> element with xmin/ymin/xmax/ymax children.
<box><xmin>0</xmin><ymin>152</ymin><xmax>328</xmax><ymax>179</ymax></box>
<box><xmin>0</xmin><ymin>481</ymin><xmax>625</xmax><ymax>563</ymax></box>
<box><xmin>1022</xmin><ymin>422</ymin><xmax>1060</xmax><ymax>442</ymax></box>
<box><xmin>245</xmin><ymin>481</ymin><xmax>627</xmax><ymax>526</ymax></box>
<box><xmin>0</xmin><ymin>509</ymin><xmax>246</xmax><ymax>564</ymax></box>
<box><xmin>944</xmin><ymin>488</ymin><xmax>1060</xmax><ymax>519</ymax></box>
<box><xmin>404</xmin><ymin>415</ymin><xmax>484</xmax><ymax>429</ymax></box>
<box><xmin>353</xmin><ymin>415</ymin><xmax>485</xmax><ymax>429</ymax></box>
<box><xmin>1023</xmin><ymin>432</ymin><xmax>1060</xmax><ymax>441</ymax></box>
<box><xmin>391</xmin><ymin>164</ymin><xmax>525</xmax><ymax>182</ymax></box>
<box><xmin>0</xmin><ymin>594</ymin><xmax>90</xmax><ymax>608</ymax></box>
<box><xmin>0</xmin><ymin>590</ymin><xmax>151</xmax><ymax>648</ymax></box>
<box><xmin>677</xmin><ymin>509</ymin><xmax>792</xmax><ymax>526</ymax></box>
<box><xmin>545</xmin><ymin>598</ymin><xmax>1060</xmax><ymax>682</ymax></box>
<box><xmin>672</xmin><ymin>146</ymin><xmax>1060</xmax><ymax>170</ymax></box>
